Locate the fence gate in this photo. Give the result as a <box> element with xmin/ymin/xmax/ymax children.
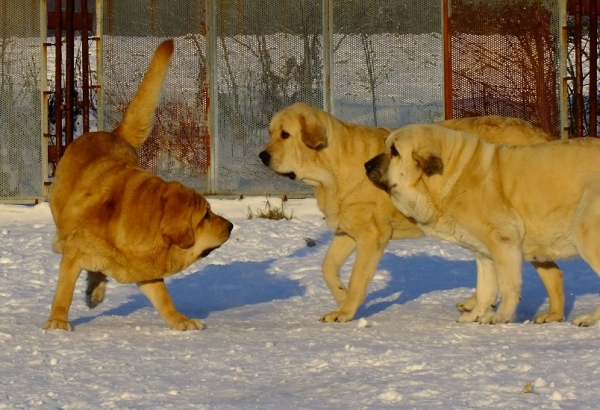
<box><xmin>0</xmin><ymin>1</ymin><xmax>45</xmax><ymax>203</ymax></box>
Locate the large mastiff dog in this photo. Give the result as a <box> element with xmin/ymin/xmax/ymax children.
<box><xmin>260</xmin><ymin>103</ymin><xmax>564</xmax><ymax>323</ymax></box>
<box><xmin>366</xmin><ymin>123</ymin><xmax>600</xmax><ymax>325</ymax></box>
<box><xmin>45</xmin><ymin>40</ymin><xmax>233</xmax><ymax>331</ymax></box>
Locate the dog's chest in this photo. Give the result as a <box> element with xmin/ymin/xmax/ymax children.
<box><xmin>314</xmin><ymin>189</ymin><xmax>342</xmax><ymax>230</ymax></box>
<box><xmin>419</xmin><ymin>221</ymin><xmax>489</xmax><ymax>256</ymax></box>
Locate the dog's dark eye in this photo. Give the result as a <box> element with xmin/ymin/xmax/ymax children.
<box><xmin>197</xmin><ymin>207</ymin><xmax>211</xmax><ymax>227</ymax></box>
<box><xmin>390</xmin><ymin>145</ymin><xmax>399</xmax><ymax>158</ymax></box>
<box><xmin>281</xmin><ymin>131</ymin><xmax>290</xmax><ymax>139</ymax></box>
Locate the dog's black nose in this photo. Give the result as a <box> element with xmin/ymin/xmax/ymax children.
<box><xmin>227</xmin><ymin>221</ymin><xmax>234</xmax><ymax>233</ymax></box>
<box><xmin>259</xmin><ymin>151</ymin><xmax>270</xmax><ymax>166</ymax></box>
<box><xmin>365</xmin><ymin>158</ymin><xmax>376</xmax><ymax>173</ymax></box>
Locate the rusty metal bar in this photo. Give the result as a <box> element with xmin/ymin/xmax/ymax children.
<box><xmin>54</xmin><ymin>0</ymin><xmax>63</xmax><ymax>159</ymax></box>
<box><xmin>48</xmin><ymin>1</ymin><xmax>94</xmax><ymax>165</ymax></box>
<box><xmin>443</xmin><ymin>0</ymin><xmax>453</xmax><ymax>120</ymax></box>
<box><xmin>575</xmin><ymin>0</ymin><xmax>584</xmax><ymax>137</ymax></box>
<box><xmin>590</xmin><ymin>0</ymin><xmax>598</xmax><ymax>136</ymax></box>
<box><xmin>64</xmin><ymin>0</ymin><xmax>74</xmax><ymax>147</ymax></box>
<box><xmin>561</xmin><ymin>2</ymin><xmax>570</xmax><ymax>139</ymax></box>
<box><xmin>81</xmin><ymin>0</ymin><xmax>89</xmax><ymax>133</ymax></box>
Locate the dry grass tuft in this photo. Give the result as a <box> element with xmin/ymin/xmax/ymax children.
<box><xmin>247</xmin><ymin>196</ymin><xmax>293</xmax><ymax>220</ymax></box>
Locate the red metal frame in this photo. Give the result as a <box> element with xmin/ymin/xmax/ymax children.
<box><xmin>46</xmin><ymin>0</ymin><xmax>94</xmax><ymax>165</ymax></box>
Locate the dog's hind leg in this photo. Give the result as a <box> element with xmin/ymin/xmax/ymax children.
<box><xmin>573</xmin><ymin>243</ymin><xmax>600</xmax><ymax>326</ymax></box>
<box><xmin>322</xmin><ymin>233</ymin><xmax>356</xmax><ymax>305</ymax></box>
<box><xmin>137</xmin><ymin>279</ymin><xmax>204</xmax><ymax>330</ymax></box>
<box><xmin>85</xmin><ymin>271</ymin><xmax>108</xmax><ymax>308</ymax></box>
<box><xmin>44</xmin><ymin>248</ymin><xmax>83</xmax><ymax>331</ymax></box>
<box><xmin>531</xmin><ymin>261</ymin><xmax>565</xmax><ymax>323</ymax></box>
<box><xmin>572</xmin><ymin>199</ymin><xmax>600</xmax><ymax>326</ymax></box>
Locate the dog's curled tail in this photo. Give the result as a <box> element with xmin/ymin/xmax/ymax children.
<box><xmin>112</xmin><ymin>39</ymin><xmax>174</xmax><ymax>149</ymax></box>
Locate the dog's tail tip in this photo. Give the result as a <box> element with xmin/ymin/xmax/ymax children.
<box><xmin>113</xmin><ymin>38</ymin><xmax>175</xmax><ymax>149</ymax></box>
<box><xmin>156</xmin><ymin>38</ymin><xmax>175</xmax><ymax>59</ymax></box>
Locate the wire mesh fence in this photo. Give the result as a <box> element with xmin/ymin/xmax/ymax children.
<box><xmin>0</xmin><ymin>0</ymin><xmax>586</xmax><ymax>202</ymax></box>
<box><xmin>0</xmin><ymin>1</ymin><xmax>45</xmax><ymax>202</ymax></box>
<box><xmin>100</xmin><ymin>0</ymin><xmax>444</xmax><ymax>196</ymax></box>
<box><xmin>450</xmin><ymin>0</ymin><xmax>561</xmax><ymax>137</ymax></box>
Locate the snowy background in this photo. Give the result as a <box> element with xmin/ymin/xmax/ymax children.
<box><xmin>1</xmin><ymin>196</ymin><xmax>600</xmax><ymax>409</ymax></box>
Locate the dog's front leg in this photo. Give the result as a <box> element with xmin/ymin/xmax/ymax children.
<box><xmin>481</xmin><ymin>237</ymin><xmax>523</xmax><ymax>324</ymax></box>
<box><xmin>321</xmin><ymin>233</ymin><xmax>356</xmax><ymax>305</ymax></box>
<box><xmin>137</xmin><ymin>279</ymin><xmax>203</xmax><ymax>330</ymax></box>
<box><xmin>457</xmin><ymin>254</ymin><xmax>497</xmax><ymax>323</ymax></box>
<box><xmin>44</xmin><ymin>248</ymin><xmax>83</xmax><ymax>331</ymax></box>
<box><xmin>320</xmin><ymin>233</ymin><xmax>388</xmax><ymax>323</ymax></box>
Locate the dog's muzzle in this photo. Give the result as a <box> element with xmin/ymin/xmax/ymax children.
<box><xmin>259</xmin><ymin>151</ymin><xmax>271</xmax><ymax>166</ymax></box>
<box><xmin>199</xmin><ymin>246</ymin><xmax>219</xmax><ymax>258</ymax></box>
<box><xmin>365</xmin><ymin>154</ymin><xmax>389</xmax><ymax>191</ymax></box>
<box><xmin>259</xmin><ymin>151</ymin><xmax>296</xmax><ymax>180</ymax></box>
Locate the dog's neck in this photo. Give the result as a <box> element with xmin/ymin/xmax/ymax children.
<box><xmin>312</xmin><ymin>154</ymin><xmax>379</xmax><ymax>232</ymax></box>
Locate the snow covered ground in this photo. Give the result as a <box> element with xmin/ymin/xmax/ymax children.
<box><xmin>1</xmin><ymin>197</ymin><xmax>600</xmax><ymax>409</ymax></box>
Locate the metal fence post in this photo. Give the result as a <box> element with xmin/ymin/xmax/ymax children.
<box><xmin>322</xmin><ymin>0</ymin><xmax>333</xmax><ymax>112</ymax></box>
<box><xmin>206</xmin><ymin>0</ymin><xmax>218</xmax><ymax>194</ymax></box>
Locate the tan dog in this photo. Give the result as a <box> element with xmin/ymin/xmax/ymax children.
<box><xmin>365</xmin><ymin>123</ymin><xmax>600</xmax><ymax>325</ymax></box>
<box><xmin>260</xmin><ymin>103</ymin><xmax>564</xmax><ymax>323</ymax></box>
<box><xmin>44</xmin><ymin>40</ymin><xmax>233</xmax><ymax>331</ymax></box>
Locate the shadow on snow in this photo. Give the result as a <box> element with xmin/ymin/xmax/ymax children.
<box><xmin>359</xmin><ymin>253</ymin><xmax>600</xmax><ymax>322</ymax></box>
<box><xmin>70</xmin><ymin>238</ymin><xmax>600</xmax><ymax>328</ymax></box>
<box><xmin>70</xmin><ymin>260</ymin><xmax>306</xmax><ymax>329</ymax></box>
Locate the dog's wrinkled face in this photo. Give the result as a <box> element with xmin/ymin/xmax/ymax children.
<box><xmin>161</xmin><ymin>185</ymin><xmax>233</xmax><ymax>266</ymax></box>
<box><xmin>366</xmin><ymin>125</ymin><xmax>444</xmax><ymax>222</ymax></box>
<box><xmin>366</xmin><ymin>126</ymin><xmax>443</xmax><ymax>190</ymax></box>
<box><xmin>259</xmin><ymin>103</ymin><xmax>328</xmax><ymax>186</ymax></box>
<box><xmin>189</xmin><ymin>198</ymin><xmax>233</xmax><ymax>260</ymax></box>
<box><xmin>365</xmin><ymin>150</ymin><xmax>391</xmax><ymax>191</ymax></box>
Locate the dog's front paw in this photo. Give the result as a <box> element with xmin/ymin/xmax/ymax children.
<box><xmin>457</xmin><ymin>303</ymin><xmax>496</xmax><ymax>323</ymax></box>
<box><xmin>319</xmin><ymin>309</ymin><xmax>354</xmax><ymax>323</ymax></box>
<box><xmin>478</xmin><ymin>311</ymin><xmax>511</xmax><ymax>324</ymax></box>
<box><xmin>572</xmin><ymin>314</ymin><xmax>598</xmax><ymax>327</ymax></box>
<box><xmin>457</xmin><ymin>311</ymin><xmax>480</xmax><ymax>323</ymax></box>
<box><xmin>456</xmin><ymin>294</ymin><xmax>477</xmax><ymax>312</ymax></box>
<box><xmin>170</xmin><ymin>318</ymin><xmax>204</xmax><ymax>331</ymax></box>
<box><xmin>534</xmin><ymin>311</ymin><xmax>564</xmax><ymax>324</ymax></box>
<box><xmin>43</xmin><ymin>319</ymin><xmax>72</xmax><ymax>331</ymax></box>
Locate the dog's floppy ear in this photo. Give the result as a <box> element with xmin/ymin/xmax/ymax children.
<box><xmin>412</xmin><ymin>150</ymin><xmax>443</xmax><ymax>177</ymax></box>
<box><xmin>161</xmin><ymin>186</ymin><xmax>197</xmax><ymax>249</ymax></box>
<box><xmin>299</xmin><ymin>114</ymin><xmax>327</xmax><ymax>150</ymax></box>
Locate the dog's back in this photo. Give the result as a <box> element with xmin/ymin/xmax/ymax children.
<box><xmin>437</xmin><ymin>115</ymin><xmax>555</xmax><ymax>145</ymax></box>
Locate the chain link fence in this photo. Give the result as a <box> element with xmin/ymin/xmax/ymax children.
<box><xmin>100</xmin><ymin>0</ymin><xmax>443</xmax><ymax>196</ymax></box>
<box><xmin>0</xmin><ymin>1</ymin><xmax>45</xmax><ymax>203</ymax></box>
<box><xmin>450</xmin><ymin>0</ymin><xmax>561</xmax><ymax>137</ymax></box>
<box><xmin>0</xmin><ymin>1</ymin><xmax>576</xmax><ymax>202</ymax></box>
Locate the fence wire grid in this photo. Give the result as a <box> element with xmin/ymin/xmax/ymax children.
<box><xmin>0</xmin><ymin>0</ymin><xmax>574</xmax><ymax>202</ymax></box>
